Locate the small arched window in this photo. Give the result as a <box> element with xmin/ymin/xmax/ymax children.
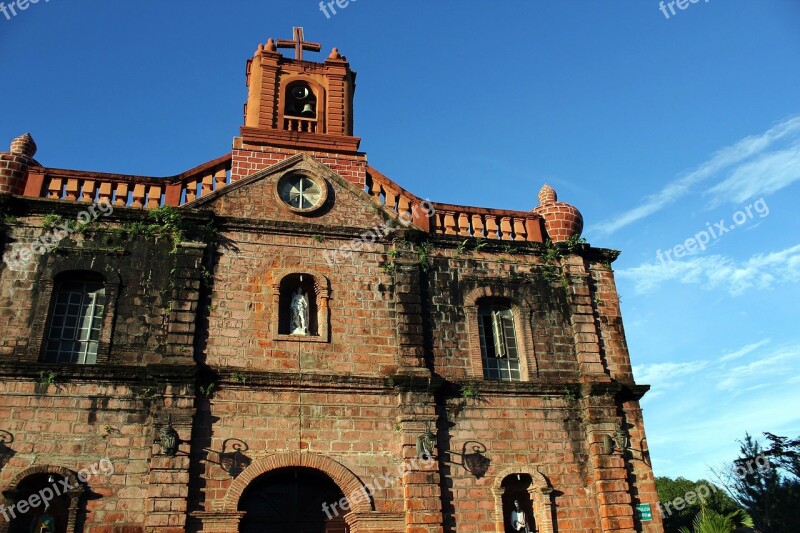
<box><xmin>284</xmin><ymin>81</ymin><xmax>317</xmax><ymax>119</ymax></box>
<box><xmin>478</xmin><ymin>301</ymin><xmax>520</xmax><ymax>381</ymax></box>
<box><xmin>42</xmin><ymin>272</ymin><xmax>106</xmax><ymax>364</ymax></box>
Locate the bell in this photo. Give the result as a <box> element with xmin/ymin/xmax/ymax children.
<box><xmin>301</xmin><ymin>103</ymin><xmax>315</xmax><ymax>118</ymax></box>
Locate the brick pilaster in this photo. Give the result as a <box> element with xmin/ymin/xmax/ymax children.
<box><xmin>589</xmin><ymin>261</ymin><xmax>635</xmax><ymax>383</ymax></box>
<box><xmin>563</xmin><ymin>255</ymin><xmax>609</xmax><ymax>380</ymax></box>
<box><xmin>582</xmin><ymin>389</ymin><xmax>635</xmax><ymax>532</ymax></box>
<box><xmin>397</xmin><ymin>391</ymin><xmax>444</xmax><ymax>533</ymax></box>
<box><xmin>163</xmin><ymin>241</ymin><xmax>207</xmax><ymax>364</ymax></box>
<box><xmin>392</xmin><ymin>256</ymin><xmax>428</xmax><ymax>376</ymax></box>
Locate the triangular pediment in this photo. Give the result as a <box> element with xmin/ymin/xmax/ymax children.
<box><xmin>184</xmin><ymin>153</ymin><xmax>408</xmax><ymax>231</ymax></box>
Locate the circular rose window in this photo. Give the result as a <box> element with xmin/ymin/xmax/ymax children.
<box><xmin>276</xmin><ymin>173</ymin><xmax>327</xmax><ymax>214</ymax></box>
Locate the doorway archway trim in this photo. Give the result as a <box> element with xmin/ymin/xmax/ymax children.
<box><xmin>221</xmin><ymin>451</ymin><xmax>373</xmax><ymax>514</ymax></box>
<box><xmin>1</xmin><ymin>465</ymin><xmax>84</xmax><ymax>533</ymax></box>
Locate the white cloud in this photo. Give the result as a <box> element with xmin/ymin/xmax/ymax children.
<box><xmin>633</xmin><ymin>360</ymin><xmax>709</xmax><ymax>387</ymax></box>
<box><xmin>715</xmin><ymin>342</ymin><xmax>800</xmax><ymax>392</ymax></box>
<box><xmin>708</xmin><ymin>141</ymin><xmax>800</xmax><ymax>205</ymax></box>
<box><xmin>634</xmin><ymin>339</ymin><xmax>800</xmax><ymax>479</ymax></box>
<box><xmin>590</xmin><ymin>115</ymin><xmax>800</xmax><ymax>236</ymax></box>
<box><xmin>719</xmin><ymin>338</ymin><xmax>770</xmax><ymax>362</ymax></box>
<box><xmin>617</xmin><ymin>244</ymin><xmax>800</xmax><ymax>295</ymax></box>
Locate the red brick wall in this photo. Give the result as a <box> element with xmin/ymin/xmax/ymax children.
<box><xmin>0</xmin><ymin>378</ymin><xmax>194</xmax><ymax>532</ymax></box>
<box><xmin>442</xmin><ymin>393</ymin><xmax>601</xmax><ymax>532</ymax></box>
<box><xmin>192</xmin><ymin>388</ymin><xmax>406</xmax><ymax>513</ymax></box>
<box><xmin>230</xmin><ymin>140</ymin><xmax>367</xmax><ymax>189</ymax></box>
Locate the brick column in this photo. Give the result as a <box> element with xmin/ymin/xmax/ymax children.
<box><xmin>392</xmin><ymin>255</ymin><xmax>428</xmax><ymax>377</ymax></box>
<box><xmin>397</xmin><ymin>391</ymin><xmax>444</xmax><ymax>533</ymax></box>
<box><xmin>623</xmin><ymin>399</ymin><xmax>664</xmax><ymax>533</ymax></box>
<box><xmin>324</xmin><ymin>57</ymin><xmax>352</xmax><ymax>136</ymax></box>
<box><xmin>146</xmin><ymin>404</ymin><xmax>194</xmax><ymax>532</ymax></box>
<box><xmin>163</xmin><ymin>241</ymin><xmax>207</xmax><ymax>363</ymax></box>
<box><xmin>582</xmin><ymin>388</ymin><xmax>635</xmax><ymax>532</ymax></box>
<box><xmin>563</xmin><ymin>255</ymin><xmax>609</xmax><ymax>379</ymax></box>
<box><xmin>589</xmin><ymin>260</ymin><xmax>635</xmax><ymax>382</ymax></box>
<box><xmin>245</xmin><ymin>47</ymin><xmax>282</xmax><ymax>130</ymax></box>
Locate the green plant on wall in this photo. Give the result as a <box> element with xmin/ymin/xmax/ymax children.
<box><xmin>38</xmin><ymin>370</ymin><xmax>57</xmax><ymax>387</ymax></box>
<box><xmin>199</xmin><ymin>383</ymin><xmax>215</xmax><ymax>398</ymax></box>
<box><xmin>0</xmin><ymin>197</ymin><xmax>17</xmax><ymax>226</ymax></box>
<box><xmin>381</xmin><ymin>248</ymin><xmax>400</xmax><ymax>275</ymax></box>
<box><xmin>417</xmin><ymin>241</ymin><xmax>434</xmax><ymax>271</ymax></box>
<box><xmin>462</xmin><ymin>382</ymin><xmax>480</xmax><ymax>399</ymax></box>
<box><xmin>105</xmin><ymin>206</ymin><xmax>214</xmax><ymax>254</ymax></box>
<box><xmin>41</xmin><ymin>213</ymin><xmax>66</xmax><ymax>232</ymax></box>
<box><xmin>380</xmin><ymin>260</ymin><xmax>397</xmax><ymax>275</ymax></box>
<box><xmin>564</xmin><ymin>234</ymin><xmax>588</xmax><ymax>252</ymax></box>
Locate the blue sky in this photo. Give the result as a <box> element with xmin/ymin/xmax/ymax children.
<box><xmin>2</xmin><ymin>1</ymin><xmax>799</xmax><ymax>481</ymax></box>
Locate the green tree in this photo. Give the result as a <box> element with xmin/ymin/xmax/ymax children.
<box><xmin>714</xmin><ymin>432</ymin><xmax>800</xmax><ymax>532</ymax></box>
<box><xmin>678</xmin><ymin>508</ymin><xmax>753</xmax><ymax>533</ymax></box>
<box><xmin>656</xmin><ymin>477</ymin><xmax>739</xmax><ymax>532</ymax></box>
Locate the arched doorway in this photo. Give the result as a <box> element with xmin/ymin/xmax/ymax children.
<box><xmin>238</xmin><ymin>467</ymin><xmax>349</xmax><ymax>533</ymax></box>
<box><xmin>7</xmin><ymin>473</ymin><xmax>71</xmax><ymax>533</ymax></box>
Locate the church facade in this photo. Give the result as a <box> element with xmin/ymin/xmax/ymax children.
<box><xmin>0</xmin><ymin>28</ymin><xmax>663</xmax><ymax>533</ymax></box>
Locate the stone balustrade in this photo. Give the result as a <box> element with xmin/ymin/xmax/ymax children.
<box><xmin>19</xmin><ymin>155</ymin><xmax>546</xmax><ymax>243</ymax></box>
<box><xmin>31</xmin><ymin>155</ymin><xmax>232</xmax><ymax>208</ymax></box>
<box><xmin>366</xmin><ymin>167</ymin><xmax>545</xmax><ymax>242</ymax></box>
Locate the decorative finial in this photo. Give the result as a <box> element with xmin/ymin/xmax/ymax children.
<box><xmin>538</xmin><ymin>184</ymin><xmax>557</xmax><ymax>205</ymax></box>
<box><xmin>532</xmin><ymin>183</ymin><xmax>584</xmax><ymax>243</ymax></box>
<box><xmin>265</xmin><ymin>38</ymin><xmax>277</xmax><ymax>52</ymax></box>
<box><xmin>10</xmin><ymin>133</ymin><xmax>36</xmax><ymax>159</ymax></box>
<box><xmin>328</xmin><ymin>47</ymin><xmax>342</xmax><ymax>60</ymax></box>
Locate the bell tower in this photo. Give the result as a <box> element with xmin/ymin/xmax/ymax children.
<box><xmin>242</xmin><ymin>27</ymin><xmax>359</xmax><ymax>153</ymax></box>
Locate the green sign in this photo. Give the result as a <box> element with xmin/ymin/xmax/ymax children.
<box><xmin>636</xmin><ymin>503</ymin><xmax>653</xmax><ymax>521</ymax></box>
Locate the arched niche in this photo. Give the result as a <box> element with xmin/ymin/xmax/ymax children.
<box><xmin>0</xmin><ymin>466</ymin><xmax>84</xmax><ymax>533</ymax></box>
<box><xmin>271</xmin><ymin>269</ymin><xmax>331</xmax><ymax>343</ymax></box>
<box><xmin>491</xmin><ymin>466</ymin><xmax>556</xmax><ymax>533</ymax></box>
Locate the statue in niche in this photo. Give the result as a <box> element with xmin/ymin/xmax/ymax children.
<box><xmin>290</xmin><ymin>288</ymin><xmax>309</xmax><ymax>335</ymax></box>
<box><xmin>30</xmin><ymin>504</ymin><xmax>56</xmax><ymax>532</ymax></box>
<box><xmin>509</xmin><ymin>499</ymin><xmax>531</xmax><ymax>532</ymax></box>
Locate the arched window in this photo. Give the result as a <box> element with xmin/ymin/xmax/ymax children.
<box><xmin>42</xmin><ymin>272</ymin><xmax>106</xmax><ymax>364</ymax></box>
<box><xmin>478</xmin><ymin>301</ymin><xmax>520</xmax><ymax>381</ymax></box>
<box><xmin>284</xmin><ymin>81</ymin><xmax>317</xmax><ymax>119</ymax></box>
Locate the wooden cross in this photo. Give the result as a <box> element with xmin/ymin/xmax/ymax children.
<box><xmin>276</xmin><ymin>27</ymin><xmax>321</xmax><ymax>61</ymax></box>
